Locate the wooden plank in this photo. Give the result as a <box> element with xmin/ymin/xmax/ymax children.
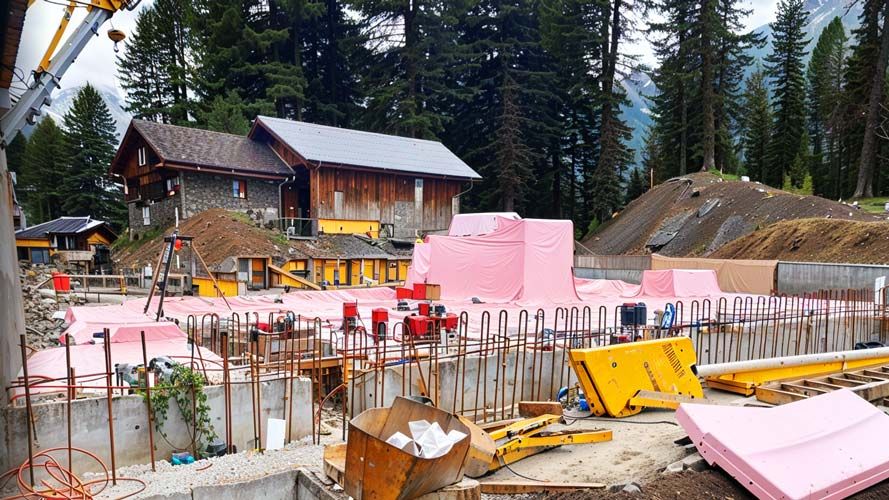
<box><xmin>479</xmin><ymin>481</ymin><xmax>605</xmax><ymax>494</ymax></box>
<box><xmin>826</xmin><ymin>376</ymin><xmax>865</xmax><ymax>387</ymax></box>
<box><xmin>756</xmin><ymin>387</ymin><xmax>807</xmax><ymax>405</ymax></box>
<box><xmin>780</xmin><ymin>383</ymin><xmax>826</xmax><ymax>397</ymax></box>
<box><xmin>804</xmin><ymin>380</ymin><xmax>846</xmax><ymax>391</ymax></box>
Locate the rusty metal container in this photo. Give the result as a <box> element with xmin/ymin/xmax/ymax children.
<box><xmin>345</xmin><ymin>397</ymin><xmax>471</xmax><ymax>499</ymax></box>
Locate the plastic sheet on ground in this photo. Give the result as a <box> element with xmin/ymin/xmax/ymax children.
<box><xmin>677</xmin><ymin>389</ymin><xmax>889</xmax><ymax>499</ymax></box>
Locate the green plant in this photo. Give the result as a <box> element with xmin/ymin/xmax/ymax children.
<box><xmin>147</xmin><ymin>365</ymin><xmax>217</xmax><ymax>452</ymax></box>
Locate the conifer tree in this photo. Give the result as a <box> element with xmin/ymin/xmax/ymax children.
<box><xmin>6</xmin><ymin>134</ymin><xmax>26</xmax><ymax>174</ymax></box>
<box><xmin>60</xmin><ymin>85</ymin><xmax>126</xmax><ymax>228</ymax></box>
<box><xmin>764</xmin><ymin>0</ymin><xmax>809</xmax><ymax>188</ymax></box>
<box><xmin>20</xmin><ymin>118</ymin><xmax>66</xmax><ymax>224</ymax></box>
<box><xmin>741</xmin><ymin>68</ymin><xmax>772</xmax><ymax>183</ymax></box>
<box><xmin>807</xmin><ymin>17</ymin><xmax>846</xmax><ymax>197</ymax></box>
<box><xmin>853</xmin><ymin>0</ymin><xmax>889</xmax><ymax>197</ymax></box>
<box><xmin>117</xmin><ymin>0</ymin><xmax>194</xmax><ymax>123</ymax></box>
<box><xmin>202</xmin><ymin>91</ymin><xmax>250</xmax><ymax>135</ymax></box>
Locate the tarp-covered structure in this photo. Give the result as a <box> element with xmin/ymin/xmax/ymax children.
<box><xmin>651</xmin><ymin>254</ymin><xmax>777</xmax><ymax>295</ymax></box>
<box><xmin>447</xmin><ymin>212</ymin><xmax>521</xmax><ymax>236</ymax></box>
<box><xmin>408</xmin><ymin>217</ymin><xmax>580</xmax><ymax>304</ymax></box>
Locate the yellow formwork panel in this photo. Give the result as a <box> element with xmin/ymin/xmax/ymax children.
<box><xmin>568</xmin><ymin>337</ymin><xmax>704</xmax><ymax>418</ymax></box>
<box><xmin>705</xmin><ymin>356</ymin><xmax>889</xmax><ymax>396</ymax></box>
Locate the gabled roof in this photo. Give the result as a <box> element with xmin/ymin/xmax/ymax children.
<box><xmin>16</xmin><ymin>217</ymin><xmax>114</xmax><ymax>239</ymax></box>
<box><xmin>125</xmin><ymin>120</ymin><xmax>291</xmax><ymax>177</ymax></box>
<box><xmin>252</xmin><ymin>116</ymin><xmax>481</xmax><ymax>180</ymax></box>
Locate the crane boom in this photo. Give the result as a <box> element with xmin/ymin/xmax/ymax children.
<box><xmin>0</xmin><ymin>0</ymin><xmax>134</xmax><ymax>146</ymax></box>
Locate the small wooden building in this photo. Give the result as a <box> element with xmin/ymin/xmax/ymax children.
<box><xmin>15</xmin><ymin>216</ymin><xmax>116</xmax><ymax>268</ymax></box>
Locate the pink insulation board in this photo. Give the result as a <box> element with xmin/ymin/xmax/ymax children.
<box><xmin>677</xmin><ymin>389</ymin><xmax>889</xmax><ymax>499</ymax></box>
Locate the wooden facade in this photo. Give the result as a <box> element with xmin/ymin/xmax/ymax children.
<box><xmin>253</xmin><ymin>125</ymin><xmax>466</xmax><ymax>233</ymax></box>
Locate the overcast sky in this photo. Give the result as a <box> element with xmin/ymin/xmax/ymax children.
<box><xmin>14</xmin><ymin>0</ymin><xmax>778</xmax><ymax>99</ymax></box>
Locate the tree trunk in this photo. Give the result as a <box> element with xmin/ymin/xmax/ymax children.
<box><xmin>327</xmin><ymin>0</ymin><xmax>338</xmax><ymax>125</ymax></box>
<box><xmin>404</xmin><ymin>1</ymin><xmax>419</xmax><ymax>138</ymax></box>
<box><xmin>595</xmin><ymin>0</ymin><xmax>622</xmax><ymax>213</ymax></box>
<box><xmin>699</xmin><ymin>0</ymin><xmax>716</xmax><ymax>171</ymax></box>
<box><xmin>854</xmin><ymin>0</ymin><xmax>889</xmax><ymax>198</ymax></box>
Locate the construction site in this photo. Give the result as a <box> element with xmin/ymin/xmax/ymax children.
<box><xmin>6</xmin><ymin>1</ymin><xmax>889</xmax><ymax>500</ymax></box>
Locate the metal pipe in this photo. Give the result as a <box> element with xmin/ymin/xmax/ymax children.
<box><xmin>19</xmin><ymin>334</ymin><xmax>35</xmax><ymax>487</ymax></box>
<box><xmin>140</xmin><ymin>331</ymin><xmax>156</xmax><ymax>471</ymax></box>
<box><xmin>696</xmin><ymin>346</ymin><xmax>889</xmax><ymax>378</ymax></box>
<box><xmin>103</xmin><ymin>329</ymin><xmax>118</xmax><ymax>484</ymax></box>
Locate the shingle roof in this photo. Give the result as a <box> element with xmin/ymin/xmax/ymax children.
<box><xmin>289</xmin><ymin>234</ymin><xmax>396</xmax><ymax>260</ymax></box>
<box><xmin>132</xmin><ymin>120</ymin><xmax>291</xmax><ymax>177</ymax></box>
<box><xmin>16</xmin><ymin>217</ymin><xmax>109</xmax><ymax>239</ymax></box>
<box><xmin>254</xmin><ymin>116</ymin><xmax>481</xmax><ymax>180</ymax></box>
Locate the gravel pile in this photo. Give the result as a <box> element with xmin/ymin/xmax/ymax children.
<box><xmin>91</xmin><ymin>437</ymin><xmax>327</xmax><ymax>499</ymax></box>
<box><xmin>19</xmin><ymin>263</ymin><xmax>85</xmax><ymax>349</ymax></box>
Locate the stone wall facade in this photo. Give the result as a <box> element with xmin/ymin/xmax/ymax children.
<box><xmin>128</xmin><ymin>191</ymin><xmax>182</xmax><ymax>239</ymax></box>
<box><xmin>181</xmin><ymin>172</ymin><xmax>280</xmax><ymax>224</ymax></box>
<box><xmin>128</xmin><ymin>172</ymin><xmax>282</xmax><ymax>238</ymax></box>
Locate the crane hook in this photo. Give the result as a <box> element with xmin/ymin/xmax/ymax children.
<box><xmin>108</xmin><ymin>28</ymin><xmax>126</xmax><ymax>53</ymax></box>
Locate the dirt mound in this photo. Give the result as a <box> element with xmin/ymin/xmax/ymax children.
<box><xmin>114</xmin><ymin>209</ymin><xmax>290</xmax><ymax>270</ymax></box>
<box><xmin>712</xmin><ymin>218</ymin><xmax>889</xmax><ymax>264</ymax></box>
<box><xmin>583</xmin><ymin>173</ymin><xmax>882</xmax><ymax>257</ymax></box>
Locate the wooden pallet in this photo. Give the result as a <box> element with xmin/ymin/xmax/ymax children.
<box><xmin>756</xmin><ymin>363</ymin><xmax>889</xmax><ymax>406</ymax></box>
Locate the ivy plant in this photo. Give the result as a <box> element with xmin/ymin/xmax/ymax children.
<box><xmin>146</xmin><ymin>364</ymin><xmax>217</xmax><ymax>454</ymax></box>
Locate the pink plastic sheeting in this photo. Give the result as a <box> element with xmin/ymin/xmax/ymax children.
<box><xmin>409</xmin><ymin>217</ymin><xmax>580</xmax><ymax>304</ymax></box>
<box><xmin>18</xmin><ymin>338</ymin><xmax>222</xmax><ymax>396</ymax></box>
<box><xmin>677</xmin><ymin>389</ymin><xmax>889</xmax><ymax>500</ymax></box>
<box><xmin>627</xmin><ymin>269</ymin><xmax>723</xmax><ymax>298</ymax></box>
<box><xmin>574</xmin><ymin>277</ymin><xmax>640</xmax><ymax>298</ymax></box>
<box><xmin>447</xmin><ymin>212</ymin><xmax>521</xmax><ymax>236</ymax></box>
<box><xmin>64</xmin><ymin>321</ymin><xmax>185</xmax><ymax>345</ymax></box>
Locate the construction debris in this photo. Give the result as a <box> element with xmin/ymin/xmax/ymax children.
<box><xmin>19</xmin><ymin>262</ymin><xmax>84</xmax><ymax>349</ymax></box>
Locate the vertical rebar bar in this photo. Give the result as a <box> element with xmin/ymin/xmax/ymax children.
<box><xmin>140</xmin><ymin>331</ymin><xmax>156</xmax><ymax>471</ymax></box>
<box><xmin>103</xmin><ymin>328</ymin><xmax>118</xmax><ymax>484</ymax></box>
<box><xmin>19</xmin><ymin>334</ymin><xmax>35</xmax><ymax>487</ymax></box>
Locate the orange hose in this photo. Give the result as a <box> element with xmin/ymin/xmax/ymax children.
<box><xmin>1</xmin><ymin>447</ymin><xmax>146</xmax><ymax>500</ymax></box>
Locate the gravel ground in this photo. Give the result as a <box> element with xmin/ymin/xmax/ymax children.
<box><xmin>88</xmin><ymin>436</ymin><xmax>329</xmax><ymax>499</ymax></box>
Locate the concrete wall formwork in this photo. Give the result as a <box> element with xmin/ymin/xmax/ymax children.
<box><xmin>777</xmin><ymin>261</ymin><xmax>889</xmax><ymax>295</ymax></box>
<box><xmin>349</xmin><ymin>348</ymin><xmax>574</xmax><ymax>418</ymax></box>
<box><xmin>0</xmin><ymin>377</ymin><xmax>313</xmax><ymax>478</ymax></box>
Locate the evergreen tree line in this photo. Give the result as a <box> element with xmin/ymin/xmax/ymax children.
<box><xmin>7</xmin><ymin>85</ymin><xmax>126</xmax><ymax>229</ymax></box>
<box><xmin>115</xmin><ymin>0</ymin><xmax>645</xmax><ymax>235</ymax></box>
<box><xmin>648</xmin><ymin>0</ymin><xmax>889</xmax><ymax>200</ymax></box>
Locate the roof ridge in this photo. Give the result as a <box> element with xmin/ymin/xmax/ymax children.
<box><xmin>256</xmin><ymin>116</ymin><xmax>445</xmax><ymax>146</ymax></box>
<box><xmin>133</xmin><ymin>119</ymin><xmax>249</xmax><ymax>140</ymax></box>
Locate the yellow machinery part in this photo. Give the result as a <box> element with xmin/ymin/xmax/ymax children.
<box><xmin>489</xmin><ymin>429</ymin><xmax>612</xmax><ymax>471</ymax></box>
<box><xmin>704</xmin><ymin>356</ymin><xmax>889</xmax><ymax>396</ymax></box>
<box><xmin>568</xmin><ymin>337</ymin><xmax>704</xmax><ymax>418</ymax></box>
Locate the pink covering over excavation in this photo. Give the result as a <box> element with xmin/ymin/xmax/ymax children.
<box><xmin>447</xmin><ymin>212</ymin><xmax>521</xmax><ymax>236</ymax></box>
<box><xmin>627</xmin><ymin>269</ymin><xmax>722</xmax><ymax>298</ymax></box>
<box><xmin>408</xmin><ymin>217</ymin><xmax>580</xmax><ymax>304</ymax></box>
<box><xmin>677</xmin><ymin>389</ymin><xmax>889</xmax><ymax>499</ymax></box>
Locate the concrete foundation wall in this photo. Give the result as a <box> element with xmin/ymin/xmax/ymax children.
<box><xmin>350</xmin><ymin>348</ymin><xmax>574</xmax><ymax>417</ymax></box>
<box><xmin>777</xmin><ymin>261</ymin><xmax>889</xmax><ymax>294</ymax></box>
<box><xmin>1</xmin><ymin>377</ymin><xmax>313</xmax><ymax>477</ymax></box>
<box><xmin>575</xmin><ymin>268</ymin><xmax>643</xmax><ymax>283</ymax></box>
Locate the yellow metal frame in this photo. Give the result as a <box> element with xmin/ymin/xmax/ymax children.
<box><xmin>568</xmin><ymin>337</ymin><xmax>704</xmax><ymax>418</ymax></box>
<box><xmin>30</xmin><ymin>0</ymin><xmax>130</xmax><ymax>74</ymax></box>
<box><xmin>705</xmin><ymin>356</ymin><xmax>889</xmax><ymax>396</ymax></box>
<box><xmin>486</xmin><ymin>414</ymin><xmax>612</xmax><ymax>472</ymax></box>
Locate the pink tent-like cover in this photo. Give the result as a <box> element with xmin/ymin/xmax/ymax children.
<box><xmin>626</xmin><ymin>269</ymin><xmax>722</xmax><ymax>298</ymax></box>
<box><xmin>18</xmin><ymin>338</ymin><xmax>222</xmax><ymax>397</ymax></box>
<box><xmin>408</xmin><ymin>217</ymin><xmax>580</xmax><ymax>304</ymax></box>
<box><xmin>677</xmin><ymin>389</ymin><xmax>889</xmax><ymax>499</ymax></box>
<box><xmin>447</xmin><ymin>212</ymin><xmax>521</xmax><ymax>236</ymax></box>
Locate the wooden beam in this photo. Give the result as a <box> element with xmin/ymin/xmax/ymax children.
<box><xmin>479</xmin><ymin>481</ymin><xmax>605</xmax><ymax>494</ymax></box>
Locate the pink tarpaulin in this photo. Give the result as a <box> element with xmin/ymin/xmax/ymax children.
<box><xmin>408</xmin><ymin>217</ymin><xmax>580</xmax><ymax>304</ymax></box>
<box><xmin>447</xmin><ymin>212</ymin><xmax>521</xmax><ymax>236</ymax></box>
<box><xmin>19</xmin><ymin>338</ymin><xmax>222</xmax><ymax>396</ymax></box>
<box><xmin>627</xmin><ymin>269</ymin><xmax>723</xmax><ymax>298</ymax></box>
<box><xmin>574</xmin><ymin>277</ymin><xmax>640</xmax><ymax>298</ymax></box>
<box><xmin>677</xmin><ymin>389</ymin><xmax>889</xmax><ymax>499</ymax></box>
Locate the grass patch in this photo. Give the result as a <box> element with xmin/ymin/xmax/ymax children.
<box><xmin>857</xmin><ymin>197</ymin><xmax>889</xmax><ymax>214</ymax></box>
<box><xmin>711</xmin><ymin>170</ymin><xmax>741</xmax><ymax>182</ymax></box>
<box><xmin>111</xmin><ymin>227</ymin><xmax>164</xmax><ymax>253</ymax></box>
